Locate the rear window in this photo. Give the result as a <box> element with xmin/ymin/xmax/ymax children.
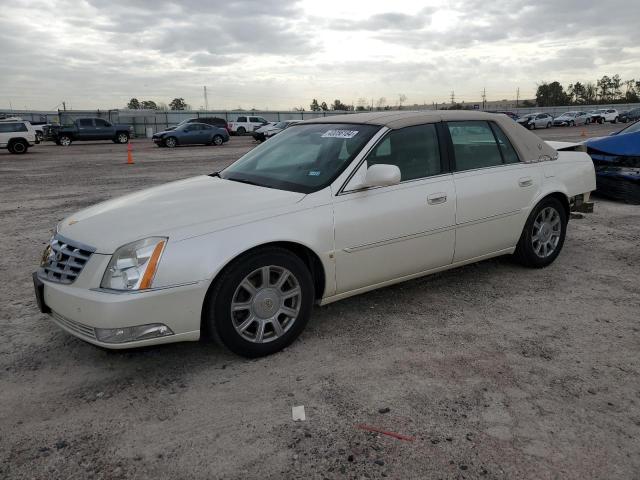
<box><xmin>0</xmin><ymin>122</ymin><xmax>27</xmax><ymax>133</ymax></box>
<box><xmin>448</xmin><ymin>121</ymin><xmax>503</xmax><ymax>171</ymax></box>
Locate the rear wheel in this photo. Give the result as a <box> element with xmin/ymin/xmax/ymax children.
<box><xmin>164</xmin><ymin>136</ymin><xmax>177</xmax><ymax>148</ymax></box>
<box><xmin>8</xmin><ymin>139</ymin><xmax>28</xmax><ymax>154</ymax></box>
<box><xmin>59</xmin><ymin>135</ymin><xmax>72</xmax><ymax>146</ymax></box>
<box><xmin>204</xmin><ymin>248</ymin><xmax>314</xmax><ymax>357</ymax></box>
<box><xmin>237</xmin><ymin>126</ymin><xmax>246</xmax><ymax>135</ymax></box>
<box><xmin>212</xmin><ymin>134</ymin><xmax>223</xmax><ymax>146</ymax></box>
<box><xmin>514</xmin><ymin>197</ymin><xmax>567</xmax><ymax>268</ymax></box>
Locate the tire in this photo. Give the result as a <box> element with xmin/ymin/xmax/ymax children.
<box><xmin>569</xmin><ymin>121</ymin><xmax>575</xmax><ymax>127</ymax></box>
<box><xmin>514</xmin><ymin>197</ymin><xmax>567</xmax><ymax>268</ymax></box>
<box><xmin>59</xmin><ymin>135</ymin><xmax>72</xmax><ymax>146</ymax></box>
<box><xmin>8</xmin><ymin>140</ymin><xmax>28</xmax><ymax>154</ymax></box>
<box><xmin>530</xmin><ymin>123</ymin><xmax>535</xmax><ymax>130</ymax></box>
<box><xmin>116</xmin><ymin>132</ymin><xmax>129</xmax><ymax>144</ymax></box>
<box><xmin>546</xmin><ymin>122</ymin><xmax>551</xmax><ymax>129</ymax></box>
<box><xmin>212</xmin><ymin>134</ymin><xmax>223</xmax><ymax>146</ymax></box>
<box><xmin>612</xmin><ymin>117</ymin><xmax>618</xmax><ymax>124</ymax></box>
<box><xmin>598</xmin><ymin>118</ymin><xmax>604</xmax><ymax>124</ymax></box>
<box><xmin>164</xmin><ymin>136</ymin><xmax>177</xmax><ymax>148</ymax></box>
<box><xmin>35</xmin><ymin>132</ymin><xmax>43</xmax><ymax>142</ymax></box>
<box><xmin>204</xmin><ymin>247</ymin><xmax>314</xmax><ymax>358</ymax></box>
<box><xmin>237</xmin><ymin>127</ymin><xmax>246</xmax><ymax>135</ymax></box>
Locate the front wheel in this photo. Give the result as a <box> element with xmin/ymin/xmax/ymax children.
<box><xmin>59</xmin><ymin>135</ymin><xmax>72</xmax><ymax>146</ymax></box>
<box><xmin>116</xmin><ymin>132</ymin><xmax>129</xmax><ymax>144</ymax></box>
<box><xmin>212</xmin><ymin>134</ymin><xmax>223</xmax><ymax>146</ymax></box>
<box><xmin>546</xmin><ymin>122</ymin><xmax>551</xmax><ymax>129</ymax></box>
<box><xmin>530</xmin><ymin>123</ymin><xmax>536</xmax><ymax>130</ymax></box>
<box><xmin>204</xmin><ymin>248</ymin><xmax>314</xmax><ymax>357</ymax></box>
<box><xmin>164</xmin><ymin>136</ymin><xmax>177</xmax><ymax>148</ymax></box>
<box><xmin>514</xmin><ymin>197</ymin><xmax>567</xmax><ymax>268</ymax></box>
<box><xmin>569</xmin><ymin>121</ymin><xmax>575</xmax><ymax>127</ymax></box>
<box><xmin>612</xmin><ymin>117</ymin><xmax>618</xmax><ymax>124</ymax></box>
<box><xmin>236</xmin><ymin>126</ymin><xmax>246</xmax><ymax>135</ymax></box>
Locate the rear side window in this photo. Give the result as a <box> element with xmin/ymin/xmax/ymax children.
<box><xmin>78</xmin><ymin>119</ymin><xmax>93</xmax><ymax>127</ymax></box>
<box><xmin>366</xmin><ymin>124</ymin><xmax>442</xmax><ymax>181</ymax></box>
<box><xmin>0</xmin><ymin>122</ymin><xmax>27</xmax><ymax>132</ymax></box>
<box><xmin>489</xmin><ymin>123</ymin><xmax>520</xmax><ymax>164</ymax></box>
<box><xmin>448</xmin><ymin>121</ymin><xmax>503</xmax><ymax>171</ymax></box>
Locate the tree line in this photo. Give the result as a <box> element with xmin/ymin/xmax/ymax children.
<box><xmin>308</xmin><ymin>95</ymin><xmax>407</xmax><ymax>112</ymax></box>
<box><xmin>536</xmin><ymin>75</ymin><xmax>640</xmax><ymax>107</ymax></box>
<box><xmin>126</xmin><ymin>97</ymin><xmax>190</xmax><ymax>111</ymax></box>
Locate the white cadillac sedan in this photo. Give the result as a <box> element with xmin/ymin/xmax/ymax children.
<box><xmin>34</xmin><ymin>111</ymin><xmax>596</xmax><ymax>357</ymax></box>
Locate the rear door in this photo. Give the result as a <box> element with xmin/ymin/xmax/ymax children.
<box><xmin>447</xmin><ymin>120</ymin><xmax>541</xmax><ymax>262</ymax></box>
<box><xmin>76</xmin><ymin>118</ymin><xmax>96</xmax><ymax>139</ymax></box>
<box><xmin>333</xmin><ymin>123</ymin><xmax>456</xmax><ymax>293</ymax></box>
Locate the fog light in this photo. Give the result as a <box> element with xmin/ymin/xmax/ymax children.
<box><xmin>95</xmin><ymin>323</ymin><xmax>174</xmax><ymax>344</ymax></box>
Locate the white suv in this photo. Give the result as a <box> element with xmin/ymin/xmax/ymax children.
<box><xmin>0</xmin><ymin>119</ymin><xmax>38</xmax><ymax>154</ymax></box>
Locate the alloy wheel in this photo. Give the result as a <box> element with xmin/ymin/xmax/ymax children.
<box><xmin>230</xmin><ymin>265</ymin><xmax>301</xmax><ymax>343</ymax></box>
<box><xmin>532</xmin><ymin>206</ymin><xmax>561</xmax><ymax>258</ymax></box>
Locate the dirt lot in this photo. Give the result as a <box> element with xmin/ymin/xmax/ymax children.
<box><xmin>1</xmin><ymin>123</ymin><xmax>639</xmax><ymax>480</ymax></box>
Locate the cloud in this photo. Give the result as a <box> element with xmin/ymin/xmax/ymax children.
<box><xmin>0</xmin><ymin>0</ymin><xmax>639</xmax><ymax>110</ymax></box>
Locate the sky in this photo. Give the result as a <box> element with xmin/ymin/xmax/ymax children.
<box><xmin>1</xmin><ymin>0</ymin><xmax>638</xmax><ymax>111</ymax></box>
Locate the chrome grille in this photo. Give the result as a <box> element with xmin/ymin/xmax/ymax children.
<box><xmin>51</xmin><ymin>311</ymin><xmax>97</xmax><ymax>340</ymax></box>
<box><xmin>40</xmin><ymin>235</ymin><xmax>96</xmax><ymax>284</ymax></box>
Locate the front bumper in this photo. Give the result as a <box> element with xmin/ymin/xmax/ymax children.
<box><xmin>34</xmin><ymin>271</ymin><xmax>204</xmax><ymax>349</ymax></box>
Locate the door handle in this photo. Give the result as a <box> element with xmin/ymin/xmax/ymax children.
<box><xmin>518</xmin><ymin>177</ymin><xmax>533</xmax><ymax>187</ymax></box>
<box><xmin>427</xmin><ymin>193</ymin><xmax>447</xmax><ymax>205</ymax></box>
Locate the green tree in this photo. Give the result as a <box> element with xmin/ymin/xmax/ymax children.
<box><xmin>169</xmin><ymin>98</ymin><xmax>188</xmax><ymax>110</ymax></box>
<box><xmin>320</xmin><ymin>101</ymin><xmax>328</xmax><ymax>111</ymax></box>
<box><xmin>331</xmin><ymin>99</ymin><xmax>349</xmax><ymax>111</ymax></box>
<box><xmin>535</xmin><ymin>81</ymin><xmax>569</xmax><ymax>107</ymax></box>
<box><xmin>140</xmin><ymin>100</ymin><xmax>157</xmax><ymax>109</ymax></box>
<box><xmin>310</xmin><ymin>99</ymin><xmax>321</xmax><ymax>111</ymax></box>
<box><xmin>127</xmin><ymin>98</ymin><xmax>140</xmax><ymax>109</ymax></box>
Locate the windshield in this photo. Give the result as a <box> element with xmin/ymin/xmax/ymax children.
<box><xmin>274</xmin><ymin>121</ymin><xmax>288</xmax><ymax>128</ymax></box>
<box><xmin>618</xmin><ymin>120</ymin><xmax>640</xmax><ymax>135</ymax></box>
<box><xmin>220</xmin><ymin>123</ymin><xmax>380</xmax><ymax>193</ymax></box>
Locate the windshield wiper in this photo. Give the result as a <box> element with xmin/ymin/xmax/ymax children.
<box><xmin>225</xmin><ymin>177</ymin><xmax>264</xmax><ymax>187</ymax></box>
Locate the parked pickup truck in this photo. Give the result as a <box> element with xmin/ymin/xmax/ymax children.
<box><xmin>227</xmin><ymin>115</ymin><xmax>269</xmax><ymax>135</ymax></box>
<box><xmin>51</xmin><ymin>118</ymin><xmax>132</xmax><ymax>146</ymax></box>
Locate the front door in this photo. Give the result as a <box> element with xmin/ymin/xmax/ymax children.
<box><xmin>333</xmin><ymin>123</ymin><xmax>456</xmax><ymax>294</ymax></box>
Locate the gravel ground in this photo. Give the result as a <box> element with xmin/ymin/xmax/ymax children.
<box><xmin>1</xmin><ymin>124</ymin><xmax>639</xmax><ymax>480</ymax></box>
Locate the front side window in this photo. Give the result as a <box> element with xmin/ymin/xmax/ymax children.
<box><xmin>448</xmin><ymin>121</ymin><xmax>504</xmax><ymax>171</ymax></box>
<box><xmin>366</xmin><ymin>124</ymin><xmax>441</xmax><ymax>181</ymax></box>
<box><xmin>78</xmin><ymin>119</ymin><xmax>93</xmax><ymax>127</ymax></box>
<box><xmin>221</xmin><ymin>123</ymin><xmax>380</xmax><ymax>193</ymax></box>
<box><xmin>94</xmin><ymin>119</ymin><xmax>110</xmax><ymax>127</ymax></box>
<box><xmin>237</xmin><ymin>116</ymin><xmax>247</xmax><ymax>122</ymax></box>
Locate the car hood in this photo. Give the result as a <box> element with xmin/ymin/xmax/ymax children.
<box><xmin>585</xmin><ymin>130</ymin><xmax>640</xmax><ymax>157</ymax></box>
<box><xmin>57</xmin><ymin>176</ymin><xmax>306</xmax><ymax>253</ymax></box>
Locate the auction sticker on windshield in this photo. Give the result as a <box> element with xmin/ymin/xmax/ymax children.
<box><xmin>321</xmin><ymin>129</ymin><xmax>359</xmax><ymax>139</ymax></box>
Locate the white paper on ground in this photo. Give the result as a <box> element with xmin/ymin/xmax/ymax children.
<box><xmin>292</xmin><ymin>405</ymin><xmax>306</xmax><ymax>421</ymax></box>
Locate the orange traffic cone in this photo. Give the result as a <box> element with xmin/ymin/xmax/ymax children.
<box><xmin>127</xmin><ymin>141</ymin><xmax>134</xmax><ymax>165</ymax></box>
<box><xmin>580</xmin><ymin>129</ymin><xmax>587</xmax><ymax>137</ymax></box>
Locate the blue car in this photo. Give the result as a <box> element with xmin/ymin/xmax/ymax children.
<box><xmin>585</xmin><ymin>121</ymin><xmax>640</xmax><ymax>204</ymax></box>
<box><xmin>152</xmin><ymin>122</ymin><xmax>229</xmax><ymax>148</ymax></box>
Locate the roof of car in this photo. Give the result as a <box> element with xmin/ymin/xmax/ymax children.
<box><xmin>301</xmin><ymin>110</ymin><xmax>558</xmax><ymax>163</ymax></box>
<box><xmin>302</xmin><ymin>110</ymin><xmax>512</xmax><ymax>130</ymax></box>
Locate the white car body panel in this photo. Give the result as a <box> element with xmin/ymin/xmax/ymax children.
<box><xmin>38</xmin><ymin>112</ymin><xmax>597</xmax><ymax>349</ymax></box>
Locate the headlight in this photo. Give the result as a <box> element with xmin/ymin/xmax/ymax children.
<box><xmin>101</xmin><ymin>237</ymin><xmax>167</xmax><ymax>291</ymax></box>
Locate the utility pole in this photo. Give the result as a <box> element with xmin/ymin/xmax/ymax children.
<box><xmin>203</xmin><ymin>86</ymin><xmax>209</xmax><ymax>111</ymax></box>
<box><xmin>450</xmin><ymin>91</ymin><xmax>455</xmax><ymax>106</ymax></box>
<box><xmin>62</xmin><ymin>101</ymin><xmax>66</xmax><ymax>111</ymax></box>
<box><xmin>516</xmin><ymin>87</ymin><xmax>520</xmax><ymax>110</ymax></box>
<box><xmin>481</xmin><ymin>87</ymin><xmax>486</xmax><ymax>110</ymax></box>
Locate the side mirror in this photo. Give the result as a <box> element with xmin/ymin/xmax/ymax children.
<box><xmin>363</xmin><ymin>164</ymin><xmax>401</xmax><ymax>188</ymax></box>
